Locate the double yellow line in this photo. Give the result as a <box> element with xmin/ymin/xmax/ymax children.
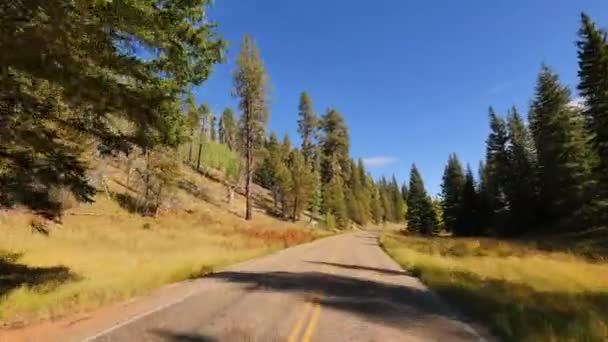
<box><xmin>287</xmin><ymin>256</ymin><xmax>336</xmax><ymax>342</ymax></box>
<box><xmin>287</xmin><ymin>299</ymin><xmax>321</xmax><ymax>342</ymax></box>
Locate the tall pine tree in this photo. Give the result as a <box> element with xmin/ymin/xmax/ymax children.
<box><xmin>440</xmin><ymin>153</ymin><xmax>465</xmax><ymax>232</ymax></box>
<box><xmin>577</xmin><ymin>13</ymin><xmax>608</xmax><ymax>218</ymax></box>
<box><xmin>406</xmin><ymin>164</ymin><xmax>437</xmax><ymax>235</ymax></box>
<box><xmin>530</xmin><ymin>65</ymin><xmax>593</xmax><ymax>222</ymax></box>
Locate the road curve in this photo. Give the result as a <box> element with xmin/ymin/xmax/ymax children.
<box><xmin>77</xmin><ymin>231</ymin><xmax>487</xmax><ymax>342</ymax></box>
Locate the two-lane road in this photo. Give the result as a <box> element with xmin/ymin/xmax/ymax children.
<box><xmin>82</xmin><ymin>231</ymin><xmax>486</xmax><ymax>341</ymax></box>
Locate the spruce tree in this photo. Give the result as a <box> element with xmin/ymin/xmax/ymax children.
<box><xmin>233</xmin><ymin>34</ymin><xmax>270</xmax><ymax>220</ymax></box>
<box><xmin>484</xmin><ymin>108</ymin><xmax>510</xmax><ymax>230</ymax></box>
<box><xmin>440</xmin><ymin>153</ymin><xmax>465</xmax><ymax>232</ymax></box>
<box><xmin>505</xmin><ymin>107</ymin><xmax>538</xmax><ymax>233</ymax></box>
<box><xmin>456</xmin><ymin>165</ymin><xmax>481</xmax><ymax>236</ymax></box>
<box><xmin>530</xmin><ymin>65</ymin><xmax>593</xmax><ymax>222</ymax></box>
<box><xmin>577</xmin><ymin>13</ymin><xmax>608</xmax><ymax>217</ymax></box>
<box><xmin>406</xmin><ymin>164</ymin><xmax>437</xmax><ymax>234</ymax></box>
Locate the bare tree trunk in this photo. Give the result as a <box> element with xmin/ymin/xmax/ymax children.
<box><xmin>292</xmin><ymin>196</ymin><xmax>298</xmax><ymax>223</ymax></box>
<box><xmin>245</xmin><ymin>102</ymin><xmax>253</xmax><ymax>221</ymax></box>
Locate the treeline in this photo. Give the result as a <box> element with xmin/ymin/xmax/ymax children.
<box><xmin>433</xmin><ymin>13</ymin><xmax>608</xmax><ymax>237</ymax></box>
<box><xmin>249</xmin><ymin>93</ymin><xmax>407</xmax><ymax>228</ymax></box>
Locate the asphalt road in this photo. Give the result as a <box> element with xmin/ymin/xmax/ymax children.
<box><xmin>85</xmin><ymin>231</ymin><xmax>486</xmax><ymax>342</ymax></box>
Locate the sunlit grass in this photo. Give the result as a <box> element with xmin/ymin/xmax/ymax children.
<box><xmin>380</xmin><ymin>232</ymin><xmax>608</xmax><ymax>341</ymax></box>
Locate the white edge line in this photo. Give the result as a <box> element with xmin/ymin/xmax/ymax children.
<box><xmin>81</xmin><ymin>289</ymin><xmax>199</xmax><ymax>341</ymax></box>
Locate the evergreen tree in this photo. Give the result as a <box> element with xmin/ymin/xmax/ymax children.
<box><xmin>297</xmin><ymin>92</ymin><xmax>319</xmax><ymax>163</ymax></box>
<box><xmin>390</xmin><ymin>175</ymin><xmax>406</xmax><ymax>222</ymax></box>
<box><xmin>319</xmin><ymin>109</ymin><xmax>350</xmax><ymax>183</ymax></box>
<box><xmin>1</xmin><ymin>0</ymin><xmax>225</xmax><ymax>213</ymax></box>
<box><xmin>530</xmin><ymin>65</ymin><xmax>593</xmax><ymax>222</ymax></box>
<box><xmin>185</xmin><ymin>95</ymin><xmax>201</xmax><ymax>163</ymax></box>
<box><xmin>484</xmin><ymin>108</ymin><xmax>511</xmax><ymax>229</ymax></box>
<box><xmin>323</xmin><ymin>174</ymin><xmax>349</xmax><ymax>229</ymax></box>
<box><xmin>285</xmin><ymin>150</ymin><xmax>317</xmax><ymax>222</ymax></box>
<box><xmin>195</xmin><ymin>103</ymin><xmax>212</xmax><ymax>170</ymax></box>
<box><xmin>577</xmin><ymin>13</ymin><xmax>608</xmax><ymax>217</ymax></box>
<box><xmin>440</xmin><ymin>153</ymin><xmax>465</xmax><ymax>232</ymax></box>
<box><xmin>233</xmin><ymin>34</ymin><xmax>270</xmax><ymax>220</ymax></box>
<box><xmin>219</xmin><ymin>108</ymin><xmax>238</xmax><ymax>151</ymax></box>
<box><xmin>456</xmin><ymin>165</ymin><xmax>481</xmax><ymax>236</ymax></box>
<box><xmin>505</xmin><ymin>107</ymin><xmax>537</xmax><ymax>232</ymax></box>
<box><xmin>370</xmin><ymin>183</ymin><xmax>385</xmax><ymax>224</ymax></box>
<box><xmin>406</xmin><ymin>164</ymin><xmax>437</xmax><ymax>234</ymax></box>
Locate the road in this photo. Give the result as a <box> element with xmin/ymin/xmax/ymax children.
<box><xmin>78</xmin><ymin>231</ymin><xmax>486</xmax><ymax>342</ymax></box>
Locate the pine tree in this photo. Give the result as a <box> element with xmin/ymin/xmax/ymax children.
<box><xmin>440</xmin><ymin>153</ymin><xmax>465</xmax><ymax>232</ymax></box>
<box><xmin>406</xmin><ymin>164</ymin><xmax>437</xmax><ymax>234</ymax></box>
<box><xmin>577</xmin><ymin>13</ymin><xmax>608</xmax><ymax>217</ymax></box>
<box><xmin>219</xmin><ymin>108</ymin><xmax>238</xmax><ymax>151</ymax></box>
<box><xmin>370</xmin><ymin>183</ymin><xmax>385</xmax><ymax>224</ymax></box>
<box><xmin>456</xmin><ymin>165</ymin><xmax>481</xmax><ymax>236</ymax></box>
<box><xmin>530</xmin><ymin>65</ymin><xmax>593</xmax><ymax>222</ymax></box>
<box><xmin>1</xmin><ymin>0</ymin><xmax>225</xmax><ymax>213</ymax></box>
<box><xmin>297</xmin><ymin>92</ymin><xmax>319</xmax><ymax>163</ymax></box>
<box><xmin>323</xmin><ymin>174</ymin><xmax>349</xmax><ymax>229</ymax></box>
<box><xmin>484</xmin><ymin>108</ymin><xmax>511</xmax><ymax>230</ymax></box>
<box><xmin>319</xmin><ymin>109</ymin><xmax>350</xmax><ymax>183</ymax></box>
<box><xmin>390</xmin><ymin>175</ymin><xmax>406</xmax><ymax>222</ymax></box>
<box><xmin>285</xmin><ymin>150</ymin><xmax>317</xmax><ymax>222</ymax></box>
<box><xmin>196</xmin><ymin>103</ymin><xmax>212</xmax><ymax>170</ymax></box>
<box><xmin>233</xmin><ymin>34</ymin><xmax>270</xmax><ymax>220</ymax></box>
<box><xmin>505</xmin><ymin>107</ymin><xmax>537</xmax><ymax>232</ymax></box>
<box><xmin>185</xmin><ymin>95</ymin><xmax>201</xmax><ymax>163</ymax></box>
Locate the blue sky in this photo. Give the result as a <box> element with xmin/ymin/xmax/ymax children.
<box><xmin>194</xmin><ymin>0</ymin><xmax>608</xmax><ymax>194</ymax></box>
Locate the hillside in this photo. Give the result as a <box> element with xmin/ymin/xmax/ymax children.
<box><xmin>0</xmin><ymin>154</ymin><xmax>330</xmax><ymax>328</ymax></box>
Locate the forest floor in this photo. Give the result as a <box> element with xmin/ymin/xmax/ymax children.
<box><xmin>0</xmin><ymin>160</ymin><xmax>332</xmax><ymax>328</ymax></box>
<box><xmin>380</xmin><ymin>231</ymin><xmax>608</xmax><ymax>341</ymax></box>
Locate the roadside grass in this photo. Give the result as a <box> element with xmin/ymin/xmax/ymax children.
<box><xmin>0</xmin><ymin>162</ymin><xmax>330</xmax><ymax>327</ymax></box>
<box><xmin>380</xmin><ymin>232</ymin><xmax>608</xmax><ymax>342</ymax></box>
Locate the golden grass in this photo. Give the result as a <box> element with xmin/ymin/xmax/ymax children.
<box><xmin>0</xmin><ymin>163</ymin><xmax>330</xmax><ymax>327</ymax></box>
<box><xmin>380</xmin><ymin>232</ymin><xmax>608</xmax><ymax>342</ymax></box>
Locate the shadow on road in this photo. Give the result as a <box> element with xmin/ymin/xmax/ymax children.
<box><xmin>151</xmin><ymin>329</ymin><xmax>217</xmax><ymax>341</ymax></box>
<box><xmin>305</xmin><ymin>261</ymin><xmax>409</xmax><ymax>276</ymax></box>
<box><xmin>207</xmin><ymin>271</ymin><xmax>471</xmax><ymax>336</ymax></box>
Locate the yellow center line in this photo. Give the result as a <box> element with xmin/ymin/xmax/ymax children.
<box><xmin>287</xmin><ymin>301</ymin><xmax>313</xmax><ymax>342</ymax></box>
<box><xmin>286</xmin><ymin>253</ymin><xmax>338</xmax><ymax>342</ymax></box>
<box><xmin>301</xmin><ymin>301</ymin><xmax>321</xmax><ymax>342</ymax></box>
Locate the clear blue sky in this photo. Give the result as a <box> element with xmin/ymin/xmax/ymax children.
<box><xmin>194</xmin><ymin>0</ymin><xmax>608</xmax><ymax>195</ymax></box>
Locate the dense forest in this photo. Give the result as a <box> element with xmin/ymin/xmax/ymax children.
<box><xmin>1</xmin><ymin>2</ymin><xmax>607</xmax><ymax>236</ymax></box>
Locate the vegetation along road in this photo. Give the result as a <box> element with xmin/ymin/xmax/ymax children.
<box><xmin>72</xmin><ymin>231</ymin><xmax>484</xmax><ymax>342</ymax></box>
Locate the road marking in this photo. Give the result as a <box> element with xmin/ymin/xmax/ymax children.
<box><xmin>287</xmin><ymin>301</ymin><xmax>313</xmax><ymax>342</ymax></box>
<box><xmin>301</xmin><ymin>301</ymin><xmax>321</xmax><ymax>342</ymax></box>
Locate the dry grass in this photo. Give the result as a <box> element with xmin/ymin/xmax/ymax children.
<box><xmin>380</xmin><ymin>232</ymin><xmax>608</xmax><ymax>342</ymax></box>
<box><xmin>0</xmin><ymin>162</ymin><xmax>330</xmax><ymax>327</ymax></box>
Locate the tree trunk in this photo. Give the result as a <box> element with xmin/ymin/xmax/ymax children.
<box><xmin>245</xmin><ymin>101</ymin><xmax>253</xmax><ymax>220</ymax></box>
<box><xmin>196</xmin><ymin>143</ymin><xmax>203</xmax><ymax>171</ymax></box>
<box><xmin>245</xmin><ymin>144</ymin><xmax>253</xmax><ymax>220</ymax></box>
<box><xmin>292</xmin><ymin>196</ymin><xmax>298</xmax><ymax>222</ymax></box>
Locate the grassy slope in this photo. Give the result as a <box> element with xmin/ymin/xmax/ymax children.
<box><xmin>380</xmin><ymin>232</ymin><xmax>608</xmax><ymax>341</ymax></box>
<box><xmin>0</xmin><ymin>161</ymin><xmax>330</xmax><ymax>327</ymax></box>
